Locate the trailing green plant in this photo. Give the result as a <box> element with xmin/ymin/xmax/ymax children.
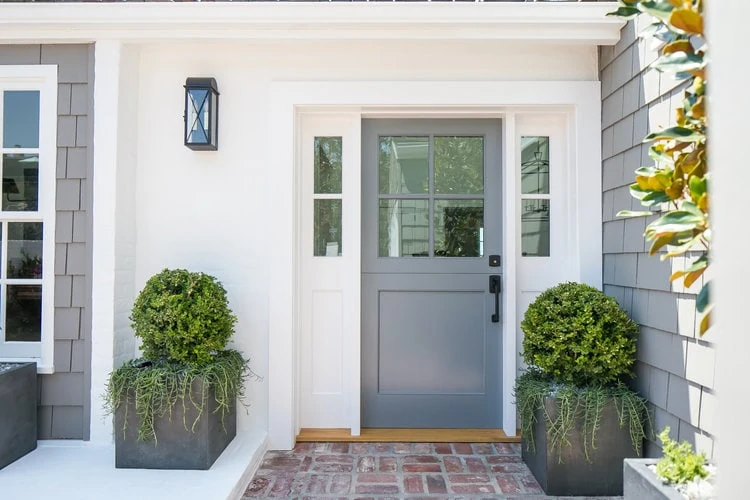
<box><xmin>521</xmin><ymin>282</ymin><xmax>639</xmax><ymax>387</ymax></box>
<box><xmin>130</xmin><ymin>268</ymin><xmax>238</xmax><ymax>366</ymax></box>
<box><xmin>609</xmin><ymin>1</ymin><xmax>711</xmax><ymax>335</ymax></box>
<box><xmin>514</xmin><ymin>370</ymin><xmax>650</xmax><ymax>463</ymax></box>
<box><xmin>104</xmin><ymin>350</ymin><xmax>250</xmax><ymax>444</ymax></box>
<box><xmin>655</xmin><ymin>426</ymin><xmax>708</xmax><ymax>484</ymax></box>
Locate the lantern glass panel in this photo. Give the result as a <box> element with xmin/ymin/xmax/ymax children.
<box><xmin>186</xmin><ymin>88</ymin><xmax>210</xmax><ymax>145</ymax></box>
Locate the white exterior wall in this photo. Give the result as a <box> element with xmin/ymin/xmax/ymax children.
<box><xmin>124</xmin><ymin>39</ymin><xmax>598</xmax><ymax>442</ymax></box>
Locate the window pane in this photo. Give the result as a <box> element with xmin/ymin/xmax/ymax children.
<box><xmin>521</xmin><ymin>136</ymin><xmax>550</xmax><ymax>195</ymax></box>
<box><xmin>2</xmin><ymin>154</ymin><xmax>39</xmax><ymax>211</ymax></box>
<box><xmin>379</xmin><ymin>199</ymin><xmax>429</xmax><ymax>257</ymax></box>
<box><xmin>379</xmin><ymin>136</ymin><xmax>428</xmax><ymax>194</ymax></box>
<box><xmin>521</xmin><ymin>199</ymin><xmax>550</xmax><ymax>257</ymax></box>
<box><xmin>3</xmin><ymin>91</ymin><xmax>40</xmax><ymax>149</ymax></box>
<box><xmin>314</xmin><ymin>199</ymin><xmax>342</xmax><ymax>257</ymax></box>
<box><xmin>5</xmin><ymin>285</ymin><xmax>42</xmax><ymax>342</ymax></box>
<box><xmin>314</xmin><ymin>137</ymin><xmax>342</xmax><ymax>194</ymax></box>
<box><xmin>7</xmin><ymin>222</ymin><xmax>43</xmax><ymax>279</ymax></box>
<box><xmin>434</xmin><ymin>199</ymin><xmax>484</xmax><ymax>257</ymax></box>
<box><xmin>434</xmin><ymin>136</ymin><xmax>484</xmax><ymax>194</ymax></box>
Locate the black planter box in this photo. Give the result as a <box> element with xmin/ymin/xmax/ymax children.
<box><xmin>0</xmin><ymin>362</ymin><xmax>38</xmax><ymax>470</ymax></box>
<box><xmin>114</xmin><ymin>378</ymin><xmax>236</xmax><ymax>470</ymax></box>
<box><xmin>522</xmin><ymin>395</ymin><xmax>642</xmax><ymax>496</ymax></box>
<box><xmin>624</xmin><ymin>459</ymin><xmax>684</xmax><ymax>500</ymax></box>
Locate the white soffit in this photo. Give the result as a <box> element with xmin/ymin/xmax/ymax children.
<box><xmin>0</xmin><ymin>3</ymin><xmax>625</xmax><ymax>44</ymax></box>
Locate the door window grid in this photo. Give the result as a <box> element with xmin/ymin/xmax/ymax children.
<box><xmin>0</xmin><ymin>89</ymin><xmax>46</xmax><ymax>355</ymax></box>
<box><xmin>520</xmin><ymin>135</ymin><xmax>551</xmax><ymax>257</ymax></box>
<box><xmin>313</xmin><ymin>136</ymin><xmax>343</xmax><ymax>257</ymax></box>
<box><xmin>378</xmin><ymin>135</ymin><xmax>485</xmax><ymax>258</ymax></box>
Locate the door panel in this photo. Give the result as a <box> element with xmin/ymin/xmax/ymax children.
<box><xmin>361</xmin><ymin>119</ymin><xmax>503</xmax><ymax>428</ymax></box>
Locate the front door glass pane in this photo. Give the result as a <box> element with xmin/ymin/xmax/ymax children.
<box><xmin>379</xmin><ymin>199</ymin><xmax>429</xmax><ymax>257</ymax></box>
<box><xmin>314</xmin><ymin>137</ymin><xmax>342</xmax><ymax>194</ymax></box>
<box><xmin>2</xmin><ymin>154</ymin><xmax>39</xmax><ymax>211</ymax></box>
<box><xmin>434</xmin><ymin>200</ymin><xmax>484</xmax><ymax>257</ymax></box>
<box><xmin>314</xmin><ymin>199</ymin><xmax>342</xmax><ymax>257</ymax></box>
<box><xmin>521</xmin><ymin>199</ymin><xmax>550</xmax><ymax>257</ymax></box>
<box><xmin>379</xmin><ymin>136</ymin><xmax>429</xmax><ymax>194</ymax></box>
<box><xmin>3</xmin><ymin>91</ymin><xmax>40</xmax><ymax>149</ymax></box>
<box><xmin>434</xmin><ymin>136</ymin><xmax>484</xmax><ymax>194</ymax></box>
<box><xmin>6</xmin><ymin>284</ymin><xmax>42</xmax><ymax>342</ymax></box>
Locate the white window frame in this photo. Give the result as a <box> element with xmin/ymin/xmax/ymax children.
<box><xmin>0</xmin><ymin>65</ymin><xmax>57</xmax><ymax>374</ymax></box>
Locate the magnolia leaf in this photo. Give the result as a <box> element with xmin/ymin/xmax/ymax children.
<box><xmin>678</xmin><ymin>200</ymin><xmax>704</xmax><ymax>217</ymax></box>
<box><xmin>690</xmin><ymin>95</ymin><xmax>705</xmax><ymax>119</ymax></box>
<box><xmin>662</xmin><ymin>40</ymin><xmax>694</xmax><ymax>55</ymax></box>
<box><xmin>696</xmin><ymin>281</ymin><xmax>710</xmax><ymax>313</ymax></box>
<box><xmin>684</xmin><ymin>254</ymin><xmax>708</xmax><ymax>273</ymax></box>
<box><xmin>688</xmin><ymin>176</ymin><xmax>707</xmax><ymax>203</ymax></box>
<box><xmin>640</xmin><ymin>1</ymin><xmax>675</xmax><ymax>23</ymax></box>
<box><xmin>653</xmin><ymin>52</ymin><xmax>705</xmax><ymax>74</ymax></box>
<box><xmin>649</xmin><ymin>234</ymin><xmax>675</xmax><ymax>255</ymax></box>
<box><xmin>699</xmin><ymin>310</ymin><xmax>711</xmax><ymax>336</ymax></box>
<box><xmin>698</xmin><ymin>193</ymin><xmax>708</xmax><ymax>211</ymax></box>
<box><xmin>617</xmin><ymin>210</ymin><xmax>653</xmax><ymax>218</ymax></box>
<box><xmin>669</xmin><ymin>8</ymin><xmax>704</xmax><ymax>35</ymax></box>
<box><xmin>664</xmin><ymin>234</ymin><xmax>703</xmax><ymax>258</ymax></box>
<box><xmin>683</xmin><ymin>267</ymin><xmax>706</xmax><ymax>288</ymax></box>
<box><xmin>670</xmin><ymin>270</ymin><xmax>686</xmax><ymax>282</ymax></box>
<box><xmin>607</xmin><ymin>6</ymin><xmax>641</xmax><ymax>18</ymax></box>
<box><xmin>646</xmin><ymin>126</ymin><xmax>705</xmax><ymax>143</ymax></box>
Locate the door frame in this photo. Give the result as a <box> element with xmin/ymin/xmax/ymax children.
<box><xmin>267</xmin><ymin>80</ymin><xmax>602</xmax><ymax>450</ymax></box>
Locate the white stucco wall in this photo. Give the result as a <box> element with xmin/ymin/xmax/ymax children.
<box><xmin>124</xmin><ymin>40</ymin><xmax>598</xmax><ymax>437</ymax></box>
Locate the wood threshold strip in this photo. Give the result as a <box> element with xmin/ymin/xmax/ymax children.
<box><xmin>296</xmin><ymin>428</ymin><xmax>521</xmax><ymax>443</ymax></box>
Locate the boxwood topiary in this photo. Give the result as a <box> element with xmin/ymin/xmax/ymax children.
<box><xmin>520</xmin><ymin>281</ymin><xmax>639</xmax><ymax>387</ymax></box>
<box><xmin>130</xmin><ymin>268</ymin><xmax>237</xmax><ymax>366</ymax></box>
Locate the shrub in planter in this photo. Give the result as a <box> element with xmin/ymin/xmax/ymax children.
<box><xmin>104</xmin><ymin>269</ymin><xmax>251</xmax><ymax>470</ymax></box>
<box><xmin>515</xmin><ymin>282</ymin><xmax>650</xmax><ymax>496</ymax></box>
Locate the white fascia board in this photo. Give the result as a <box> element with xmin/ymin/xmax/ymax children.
<box><xmin>0</xmin><ymin>3</ymin><xmax>625</xmax><ymax>44</ymax></box>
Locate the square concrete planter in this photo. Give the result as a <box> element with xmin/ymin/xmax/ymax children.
<box><xmin>624</xmin><ymin>459</ymin><xmax>684</xmax><ymax>500</ymax></box>
<box><xmin>114</xmin><ymin>377</ymin><xmax>236</xmax><ymax>470</ymax></box>
<box><xmin>0</xmin><ymin>362</ymin><xmax>38</xmax><ymax>470</ymax></box>
<box><xmin>522</xmin><ymin>395</ymin><xmax>642</xmax><ymax>496</ymax></box>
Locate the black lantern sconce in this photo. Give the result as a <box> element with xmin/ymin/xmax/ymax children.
<box><xmin>184</xmin><ymin>77</ymin><xmax>219</xmax><ymax>151</ymax></box>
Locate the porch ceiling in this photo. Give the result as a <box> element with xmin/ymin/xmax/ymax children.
<box><xmin>0</xmin><ymin>2</ymin><xmax>624</xmax><ymax>45</ymax></box>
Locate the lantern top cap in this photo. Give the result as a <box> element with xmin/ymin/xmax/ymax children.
<box><xmin>184</xmin><ymin>77</ymin><xmax>219</xmax><ymax>93</ymax></box>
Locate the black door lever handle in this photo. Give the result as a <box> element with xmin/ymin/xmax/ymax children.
<box><xmin>489</xmin><ymin>275</ymin><xmax>501</xmax><ymax>323</ymax></box>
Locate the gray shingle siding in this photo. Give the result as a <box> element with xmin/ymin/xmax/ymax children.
<box><xmin>0</xmin><ymin>44</ymin><xmax>93</xmax><ymax>440</ymax></box>
<box><xmin>600</xmin><ymin>22</ymin><xmax>715</xmax><ymax>457</ymax></box>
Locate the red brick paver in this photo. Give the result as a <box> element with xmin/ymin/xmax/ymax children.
<box><xmin>242</xmin><ymin>442</ymin><xmax>622</xmax><ymax>499</ymax></box>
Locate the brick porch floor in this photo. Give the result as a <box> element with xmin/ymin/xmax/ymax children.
<box><xmin>241</xmin><ymin>442</ymin><xmax>621</xmax><ymax>499</ymax></box>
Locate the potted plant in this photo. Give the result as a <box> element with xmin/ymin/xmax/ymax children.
<box><xmin>514</xmin><ymin>282</ymin><xmax>650</xmax><ymax>496</ymax></box>
<box><xmin>104</xmin><ymin>268</ymin><xmax>251</xmax><ymax>470</ymax></box>
<box><xmin>624</xmin><ymin>427</ymin><xmax>716</xmax><ymax>500</ymax></box>
<box><xmin>0</xmin><ymin>361</ymin><xmax>37</xmax><ymax>469</ymax></box>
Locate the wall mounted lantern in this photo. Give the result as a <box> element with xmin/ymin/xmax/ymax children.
<box><xmin>184</xmin><ymin>77</ymin><xmax>219</xmax><ymax>151</ymax></box>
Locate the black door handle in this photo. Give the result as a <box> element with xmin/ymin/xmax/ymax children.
<box><xmin>489</xmin><ymin>275</ymin><xmax>501</xmax><ymax>323</ymax></box>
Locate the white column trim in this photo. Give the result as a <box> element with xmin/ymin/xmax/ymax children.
<box><xmin>89</xmin><ymin>40</ymin><xmax>122</xmax><ymax>445</ymax></box>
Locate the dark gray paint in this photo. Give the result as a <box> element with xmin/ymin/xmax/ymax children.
<box><xmin>361</xmin><ymin>119</ymin><xmax>502</xmax><ymax>428</ymax></box>
<box><xmin>0</xmin><ymin>44</ymin><xmax>93</xmax><ymax>440</ymax></box>
<box><xmin>0</xmin><ymin>363</ymin><xmax>37</xmax><ymax>469</ymax></box>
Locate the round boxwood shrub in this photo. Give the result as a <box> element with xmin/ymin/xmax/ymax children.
<box><xmin>521</xmin><ymin>281</ymin><xmax>638</xmax><ymax>387</ymax></box>
<box><xmin>130</xmin><ymin>268</ymin><xmax>237</xmax><ymax>366</ymax></box>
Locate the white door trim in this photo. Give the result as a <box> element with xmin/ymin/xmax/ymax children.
<box><xmin>268</xmin><ymin>80</ymin><xmax>602</xmax><ymax>450</ymax></box>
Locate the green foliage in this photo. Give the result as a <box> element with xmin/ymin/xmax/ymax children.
<box><xmin>610</xmin><ymin>0</ymin><xmax>711</xmax><ymax>335</ymax></box>
<box><xmin>655</xmin><ymin>426</ymin><xmax>709</xmax><ymax>484</ymax></box>
<box><xmin>521</xmin><ymin>282</ymin><xmax>639</xmax><ymax>386</ymax></box>
<box><xmin>514</xmin><ymin>370</ymin><xmax>650</xmax><ymax>463</ymax></box>
<box><xmin>130</xmin><ymin>268</ymin><xmax>237</xmax><ymax>366</ymax></box>
<box><xmin>104</xmin><ymin>350</ymin><xmax>250</xmax><ymax>443</ymax></box>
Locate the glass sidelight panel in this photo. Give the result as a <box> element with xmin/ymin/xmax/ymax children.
<box><xmin>3</xmin><ymin>91</ymin><xmax>40</xmax><ymax>149</ymax></box>
<box><xmin>7</xmin><ymin>222</ymin><xmax>43</xmax><ymax>278</ymax></box>
<box><xmin>521</xmin><ymin>136</ymin><xmax>550</xmax><ymax>195</ymax></box>
<box><xmin>314</xmin><ymin>199</ymin><xmax>342</xmax><ymax>257</ymax></box>
<box><xmin>314</xmin><ymin>137</ymin><xmax>342</xmax><ymax>194</ymax></box>
<box><xmin>5</xmin><ymin>284</ymin><xmax>42</xmax><ymax>342</ymax></box>
<box><xmin>379</xmin><ymin>136</ymin><xmax>429</xmax><ymax>194</ymax></box>
<box><xmin>434</xmin><ymin>136</ymin><xmax>484</xmax><ymax>195</ymax></box>
<box><xmin>379</xmin><ymin>199</ymin><xmax>429</xmax><ymax>257</ymax></box>
<box><xmin>2</xmin><ymin>154</ymin><xmax>39</xmax><ymax>211</ymax></box>
<box><xmin>434</xmin><ymin>200</ymin><xmax>484</xmax><ymax>257</ymax></box>
<box><xmin>521</xmin><ymin>199</ymin><xmax>550</xmax><ymax>257</ymax></box>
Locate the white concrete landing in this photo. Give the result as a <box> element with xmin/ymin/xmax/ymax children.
<box><xmin>0</xmin><ymin>429</ymin><xmax>267</xmax><ymax>500</ymax></box>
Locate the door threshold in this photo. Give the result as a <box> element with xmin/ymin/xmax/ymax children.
<box><xmin>296</xmin><ymin>428</ymin><xmax>520</xmax><ymax>443</ymax></box>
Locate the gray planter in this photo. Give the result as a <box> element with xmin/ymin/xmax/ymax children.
<box><xmin>0</xmin><ymin>362</ymin><xmax>37</xmax><ymax>470</ymax></box>
<box><xmin>114</xmin><ymin>377</ymin><xmax>236</xmax><ymax>470</ymax></box>
<box><xmin>522</xmin><ymin>395</ymin><xmax>643</xmax><ymax>496</ymax></box>
<box><xmin>624</xmin><ymin>459</ymin><xmax>684</xmax><ymax>500</ymax></box>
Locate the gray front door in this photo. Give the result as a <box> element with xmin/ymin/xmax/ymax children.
<box><xmin>362</xmin><ymin>119</ymin><xmax>502</xmax><ymax>428</ymax></box>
